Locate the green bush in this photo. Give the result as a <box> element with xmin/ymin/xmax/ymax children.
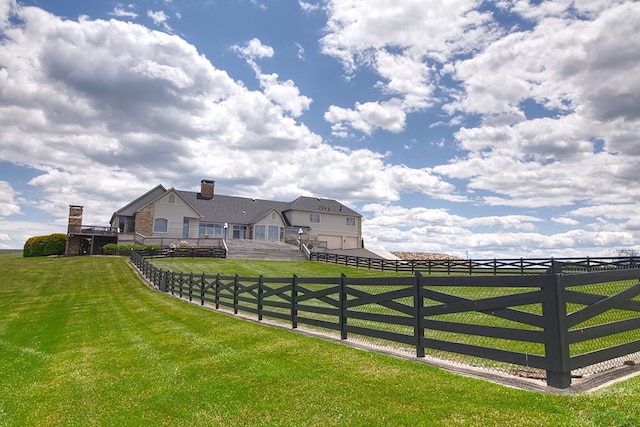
<box><xmin>102</xmin><ymin>243</ymin><xmax>118</xmax><ymax>255</ymax></box>
<box><xmin>23</xmin><ymin>233</ymin><xmax>67</xmax><ymax>257</ymax></box>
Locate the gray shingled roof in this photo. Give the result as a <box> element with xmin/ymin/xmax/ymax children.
<box><xmin>177</xmin><ymin>191</ymin><xmax>291</xmax><ymax>225</ymax></box>
<box><xmin>287</xmin><ymin>196</ymin><xmax>360</xmax><ymax>216</ymax></box>
<box><xmin>114</xmin><ymin>184</ymin><xmax>361</xmax><ymax>226</ymax></box>
<box><xmin>114</xmin><ymin>185</ymin><xmax>166</xmax><ymax>216</ymax></box>
<box><xmin>177</xmin><ymin>191</ymin><xmax>360</xmax><ymax>225</ymax></box>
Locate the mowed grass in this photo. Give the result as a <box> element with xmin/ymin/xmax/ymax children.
<box><xmin>149</xmin><ymin>256</ymin><xmax>414</xmax><ymax>277</ymax></box>
<box><xmin>0</xmin><ymin>253</ymin><xmax>639</xmax><ymax>426</ymax></box>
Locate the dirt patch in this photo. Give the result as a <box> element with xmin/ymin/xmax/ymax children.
<box><xmin>392</xmin><ymin>252</ymin><xmax>464</xmax><ymax>261</ymax></box>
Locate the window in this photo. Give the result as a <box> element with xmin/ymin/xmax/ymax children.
<box><xmin>254</xmin><ymin>225</ymin><xmax>266</xmax><ymax>240</ymax></box>
<box><xmin>233</xmin><ymin>225</ymin><xmax>246</xmax><ymax>239</ymax></box>
<box><xmin>182</xmin><ymin>218</ymin><xmax>190</xmax><ymax>238</ymax></box>
<box><xmin>154</xmin><ymin>218</ymin><xmax>168</xmax><ymax>233</ymax></box>
<box><xmin>199</xmin><ymin>223</ymin><xmax>223</xmax><ymax>238</ymax></box>
<box><xmin>310</xmin><ymin>213</ymin><xmax>320</xmax><ymax>223</ymax></box>
<box><xmin>268</xmin><ymin>225</ymin><xmax>280</xmax><ymax>241</ymax></box>
<box><xmin>346</xmin><ymin>217</ymin><xmax>356</xmax><ymax>226</ymax></box>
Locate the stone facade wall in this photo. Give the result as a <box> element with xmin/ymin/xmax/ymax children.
<box><xmin>65</xmin><ymin>205</ymin><xmax>84</xmax><ymax>256</ymax></box>
<box><xmin>136</xmin><ymin>204</ymin><xmax>154</xmax><ymax>236</ymax></box>
<box><xmin>68</xmin><ymin>205</ymin><xmax>83</xmax><ymax>233</ymax></box>
<box><xmin>66</xmin><ymin>236</ymin><xmax>82</xmax><ymax>256</ymax></box>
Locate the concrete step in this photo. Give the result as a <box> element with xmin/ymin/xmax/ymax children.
<box><xmin>225</xmin><ymin>239</ymin><xmax>307</xmax><ymax>261</ymax></box>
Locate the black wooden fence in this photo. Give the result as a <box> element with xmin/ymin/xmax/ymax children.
<box><xmin>141</xmin><ymin>247</ymin><xmax>226</xmax><ymax>258</ymax></box>
<box><xmin>131</xmin><ymin>251</ymin><xmax>640</xmax><ymax>389</ymax></box>
<box><xmin>310</xmin><ymin>252</ymin><xmax>640</xmax><ymax>276</ymax></box>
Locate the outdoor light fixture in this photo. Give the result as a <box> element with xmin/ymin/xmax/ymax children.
<box><xmin>224</xmin><ymin>222</ymin><xmax>228</xmax><ymax>240</ymax></box>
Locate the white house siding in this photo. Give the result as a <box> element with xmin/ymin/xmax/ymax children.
<box><xmin>253</xmin><ymin>212</ymin><xmax>285</xmax><ymax>241</ymax></box>
<box><xmin>152</xmin><ymin>194</ymin><xmax>200</xmax><ymax>238</ymax></box>
<box><xmin>318</xmin><ymin>234</ymin><xmax>342</xmax><ymax>249</ymax></box>
<box><xmin>289</xmin><ymin>211</ymin><xmax>360</xmax><ymax>249</ymax></box>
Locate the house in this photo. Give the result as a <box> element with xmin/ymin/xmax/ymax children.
<box><xmin>110</xmin><ymin>179</ymin><xmax>363</xmax><ymax>250</ymax></box>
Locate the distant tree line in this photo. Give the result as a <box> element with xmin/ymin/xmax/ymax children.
<box><xmin>615</xmin><ymin>249</ymin><xmax>639</xmax><ymax>257</ymax></box>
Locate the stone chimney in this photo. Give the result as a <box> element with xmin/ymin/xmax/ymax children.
<box><xmin>66</xmin><ymin>205</ymin><xmax>84</xmax><ymax>256</ymax></box>
<box><xmin>68</xmin><ymin>205</ymin><xmax>83</xmax><ymax>234</ymax></box>
<box><xmin>200</xmin><ymin>179</ymin><xmax>215</xmax><ymax>200</ymax></box>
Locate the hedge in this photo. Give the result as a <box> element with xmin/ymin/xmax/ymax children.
<box><xmin>23</xmin><ymin>233</ymin><xmax>67</xmax><ymax>257</ymax></box>
<box><xmin>102</xmin><ymin>243</ymin><xmax>159</xmax><ymax>256</ymax></box>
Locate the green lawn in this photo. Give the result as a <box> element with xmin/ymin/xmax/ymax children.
<box><xmin>1</xmin><ymin>252</ymin><xmax>639</xmax><ymax>426</ymax></box>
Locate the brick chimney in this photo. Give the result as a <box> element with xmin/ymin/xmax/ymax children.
<box><xmin>68</xmin><ymin>205</ymin><xmax>83</xmax><ymax>234</ymax></box>
<box><xmin>200</xmin><ymin>179</ymin><xmax>215</xmax><ymax>200</ymax></box>
<box><xmin>66</xmin><ymin>205</ymin><xmax>84</xmax><ymax>256</ymax></box>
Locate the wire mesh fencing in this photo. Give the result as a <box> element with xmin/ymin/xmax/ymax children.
<box><xmin>130</xmin><ymin>251</ymin><xmax>640</xmax><ymax>388</ymax></box>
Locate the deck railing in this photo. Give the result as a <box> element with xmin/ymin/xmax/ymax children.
<box><xmin>68</xmin><ymin>224</ymin><xmax>119</xmax><ymax>235</ymax></box>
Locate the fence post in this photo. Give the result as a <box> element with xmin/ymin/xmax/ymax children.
<box><xmin>258</xmin><ymin>275</ymin><xmax>264</xmax><ymax>321</ymax></box>
<box><xmin>414</xmin><ymin>272</ymin><xmax>425</xmax><ymax>358</ymax></box>
<box><xmin>543</xmin><ymin>261</ymin><xmax>571</xmax><ymax>388</ymax></box>
<box><xmin>233</xmin><ymin>274</ymin><xmax>239</xmax><ymax>314</ymax></box>
<box><xmin>340</xmin><ymin>273</ymin><xmax>347</xmax><ymax>340</ymax></box>
<box><xmin>215</xmin><ymin>274</ymin><xmax>220</xmax><ymax>310</ymax></box>
<box><xmin>200</xmin><ymin>273</ymin><xmax>205</xmax><ymax>306</ymax></box>
<box><xmin>159</xmin><ymin>270</ymin><xmax>168</xmax><ymax>292</ymax></box>
<box><xmin>291</xmin><ymin>274</ymin><xmax>298</xmax><ymax>329</ymax></box>
<box><xmin>188</xmin><ymin>273</ymin><xmax>193</xmax><ymax>302</ymax></box>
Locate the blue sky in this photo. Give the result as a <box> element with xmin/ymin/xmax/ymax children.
<box><xmin>1</xmin><ymin>0</ymin><xmax>639</xmax><ymax>258</ymax></box>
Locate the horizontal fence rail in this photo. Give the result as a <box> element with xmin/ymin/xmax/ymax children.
<box><xmin>130</xmin><ymin>251</ymin><xmax>640</xmax><ymax>389</ymax></box>
<box><xmin>310</xmin><ymin>252</ymin><xmax>640</xmax><ymax>276</ymax></box>
<box><xmin>139</xmin><ymin>247</ymin><xmax>226</xmax><ymax>259</ymax></box>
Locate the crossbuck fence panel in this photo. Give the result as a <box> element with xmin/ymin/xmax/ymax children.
<box><xmin>131</xmin><ymin>251</ymin><xmax>640</xmax><ymax>389</ymax></box>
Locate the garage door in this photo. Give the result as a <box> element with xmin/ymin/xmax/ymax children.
<box><xmin>318</xmin><ymin>234</ymin><xmax>341</xmax><ymax>249</ymax></box>
<box><xmin>345</xmin><ymin>236</ymin><xmax>358</xmax><ymax>249</ymax></box>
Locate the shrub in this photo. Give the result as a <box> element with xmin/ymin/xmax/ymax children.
<box><xmin>118</xmin><ymin>244</ymin><xmax>143</xmax><ymax>255</ymax></box>
<box><xmin>101</xmin><ymin>243</ymin><xmax>159</xmax><ymax>256</ymax></box>
<box><xmin>102</xmin><ymin>243</ymin><xmax>118</xmax><ymax>255</ymax></box>
<box><xmin>23</xmin><ymin>233</ymin><xmax>67</xmax><ymax>257</ymax></box>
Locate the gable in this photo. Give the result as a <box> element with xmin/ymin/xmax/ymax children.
<box><xmin>148</xmin><ymin>189</ymin><xmax>201</xmax><ymax>218</ymax></box>
<box><xmin>111</xmin><ymin>184</ymin><xmax>167</xmax><ymax>224</ymax></box>
<box><xmin>252</xmin><ymin>209</ymin><xmax>287</xmax><ymax>226</ymax></box>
